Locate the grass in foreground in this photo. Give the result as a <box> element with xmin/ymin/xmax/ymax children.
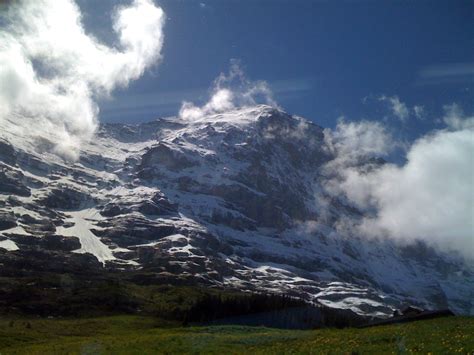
<box><xmin>0</xmin><ymin>315</ymin><xmax>472</xmax><ymax>354</ymax></box>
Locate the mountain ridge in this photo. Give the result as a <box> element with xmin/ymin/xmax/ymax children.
<box><xmin>0</xmin><ymin>105</ymin><xmax>472</xmax><ymax>317</ymax></box>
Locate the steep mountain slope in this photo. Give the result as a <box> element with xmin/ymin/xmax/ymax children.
<box><xmin>0</xmin><ymin>105</ymin><xmax>472</xmax><ymax>317</ymax></box>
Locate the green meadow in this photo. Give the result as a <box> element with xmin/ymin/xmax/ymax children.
<box><xmin>0</xmin><ymin>315</ymin><xmax>472</xmax><ymax>354</ymax></box>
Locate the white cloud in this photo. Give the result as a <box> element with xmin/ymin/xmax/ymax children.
<box><xmin>413</xmin><ymin>105</ymin><xmax>425</xmax><ymax>120</ymax></box>
<box><xmin>179</xmin><ymin>60</ymin><xmax>278</xmax><ymax>120</ymax></box>
<box><xmin>378</xmin><ymin>95</ymin><xmax>409</xmax><ymax>122</ymax></box>
<box><xmin>321</xmin><ymin>119</ymin><xmax>396</xmax><ymax>207</ymax></box>
<box><xmin>443</xmin><ymin>103</ymin><xmax>474</xmax><ymax>130</ymax></box>
<box><xmin>0</xmin><ymin>0</ymin><xmax>165</xmax><ymax>160</ymax></box>
<box><xmin>324</xmin><ymin>106</ymin><xmax>474</xmax><ymax>259</ymax></box>
<box><xmin>417</xmin><ymin>62</ymin><xmax>474</xmax><ymax>85</ymax></box>
<box><xmin>323</xmin><ymin>118</ymin><xmax>394</xmax><ymax>165</ymax></box>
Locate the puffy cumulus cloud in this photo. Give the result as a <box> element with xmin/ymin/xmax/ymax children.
<box><xmin>324</xmin><ymin>106</ymin><xmax>474</xmax><ymax>259</ymax></box>
<box><xmin>179</xmin><ymin>61</ymin><xmax>278</xmax><ymax>120</ymax></box>
<box><xmin>324</xmin><ymin>118</ymin><xmax>394</xmax><ymax>164</ymax></box>
<box><xmin>356</xmin><ymin>130</ymin><xmax>473</xmax><ymax>257</ymax></box>
<box><xmin>0</xmin><ymin>0</ymin><xmax>165</xmax><ymax>160</ymax></box>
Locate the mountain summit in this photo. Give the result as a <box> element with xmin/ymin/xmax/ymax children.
<box><xmin>0</xmin><ymin>105</ymin><xmax>472</xmax><ymax>317</ymax></box>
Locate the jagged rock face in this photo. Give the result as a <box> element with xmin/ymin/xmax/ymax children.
<box><xmin>0</xmin><ymin>212</ymin><xmax>16</xmax><ymax>231</ymax></box>
<box><xmin>39</xmin><ymin>186</ymin><xmax>95</xmax><ymax>210</ymax></box>
<box><xmin>0</xmin><ymin>105</ymin><xmax>472</xmax><ymax>317</ymax></box>
<box><xmin>0</xmin><ymin>165</ymin><xmax>31</xmax><ymax>197</ymax></box>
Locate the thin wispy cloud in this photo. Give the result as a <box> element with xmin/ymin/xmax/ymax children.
<box><xmin>179</xmin><ymin>60</ymin><xmax>278</xmax><ymax>120</ymax></box>
<box><xmin>98</xmin><ymin>76</ymin><xmax>312</xmax><ymax>121</ymax></box>
<box><xmin>98</xmin><ymin>87</ymin><xmax>204</xmax><ymax>121</ymax></box>
<box><xmin>378</xmin><ymin>95</ymin><xmax>409</xmax><ymax>122</ymax></box>
<box><xmin>367</xmin><ymin>95</ymin><xmax>428</xmax><ymax>122</ymax></box>
<box><xmin>413</xmin><ymin>105</ymin><xmax>425</xmax><ymax>120</ymax></box>
<box><xmin>271</xmin><ymin>77</ymin><xmax>314</xmax><ymax>97</ymax></box>
<box><xmin>416</xmin><ymin>62</ymin><xmax>474</xmax><ymax>85</ymax></box>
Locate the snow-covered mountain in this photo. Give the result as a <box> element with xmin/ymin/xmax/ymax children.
<box><xmin>0</xmin><ymin>105</ymin><xmax>472</xmax><ymax>317</ymax></box>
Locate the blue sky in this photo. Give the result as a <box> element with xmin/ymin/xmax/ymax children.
<box><xmin>78</xmin><ymin>0</ymin><xmax>473</xmax><ymax>139</ymax></box>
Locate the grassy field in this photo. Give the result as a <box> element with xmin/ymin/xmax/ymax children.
<box><xmin>0</xmin><ymin>315</ymin><xmax>472</xmax><ymax>354</ymax></box>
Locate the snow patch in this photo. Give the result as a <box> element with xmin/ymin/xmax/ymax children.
<box><xmin>0</xmin><ymin>239</ymin><xmax>19</xmax><ymax>251</ymax></box>
<box><xmin>57</xmin><ymin>209</ymin><xmax>115</xmax><ymax>265</ymax></box>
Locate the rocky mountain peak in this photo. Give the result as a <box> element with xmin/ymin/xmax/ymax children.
<box><xmin>0</xmin><ymin>106</ymin><xmax>472</xmax><ymax>318</ymax></box>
